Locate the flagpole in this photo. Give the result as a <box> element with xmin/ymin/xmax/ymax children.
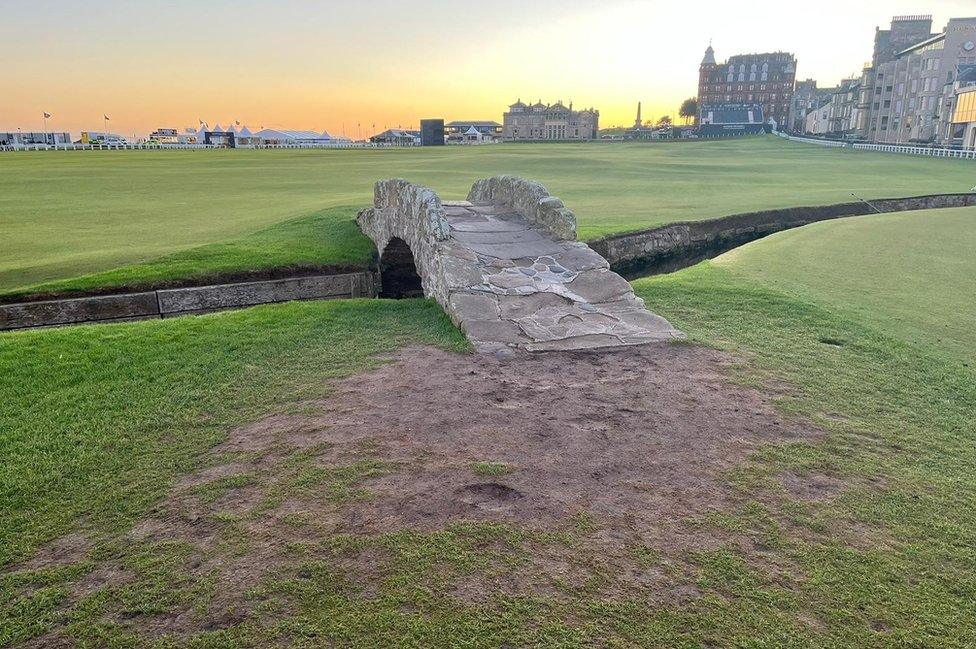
<box><xmin>43</xmin><ymin>112</ymin><xmax>48</xmax><ymax>145</ymax></box>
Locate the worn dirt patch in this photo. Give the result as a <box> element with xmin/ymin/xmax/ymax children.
<box><xmin>286</xmin><ymin>343</ymin><xmax>821</xmax><ymax>540</ymax></box>
<box><xmin>21</xmin><ymin>342</ymin><xmax>830</xmax><ymax>642</ymax></box>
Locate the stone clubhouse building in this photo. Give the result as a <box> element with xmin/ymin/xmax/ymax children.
<box><xmin>502</xmin><ymin>99</ymin><xmax>599</xmax><ymax>141</ymax></box>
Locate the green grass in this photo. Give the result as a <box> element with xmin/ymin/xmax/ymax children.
<box><xmin>0</xmin><ymin>206</ymin><xmax>374</xmax><ymax>301</ymax></box>
<box><xmin>0</xmin><ymin>299</ymin><xmax>467</xmax><ymax>571</ymax></box>
<box><xmin>629</xmin><ymin>262</ymin><xmax>976</xmax><ymax>647</ymax></box>
<box><xmin>712</xmin><ymin>205</ymin><xmax>976</xmax><ymax>366</ymax></box>
<box><xmin>471</xmin><ymin>461</ymin><xmax>512</xmax><ymax>477</ymax></box>
<box><xmin>3</xmin><ymin>165</ymin><xmax>976</xmax><ymax>645</ymax></box>
<box><xmin>3</xmin><ymin>136</ymin><xmax>975</xmax><ymax>295</ymax></box>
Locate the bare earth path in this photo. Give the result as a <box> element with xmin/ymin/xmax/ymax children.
<box><xmin>22</xmin><ymin>343</ymin><xmax>828</xmax><ymax>644</ymax></box>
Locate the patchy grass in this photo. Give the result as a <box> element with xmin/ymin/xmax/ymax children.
<box><xmin>4</xmin><ymin>207</ymin><xmax>976</xmax><ymax>645</ymax></box>
<box><xmin>632</xmin><ymin>260</ymin><xmax>976</xmax><ymax>647</ymax></box>
<box><xmin>0</xmin><ymin>298</ymin><xmax>467</xmax><ymax>572</ymax></box>
<box><xmin>470</xmin><ymin>461</ymin><xmax>511</xmax><ymax>477</ymax></box>
<box><xmin>3</xmin><ymin>136</ymin><xmax>975</xmax><ymax>293</ymax></box>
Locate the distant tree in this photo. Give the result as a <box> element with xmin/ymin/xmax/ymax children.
<box><xmin>679</xmin><ymin>98</ymin><xmax>699</xmax><ymax>124</ymax></box>
<box><xmin>657</xmin><ymin>115</ymin><xmax>672</xmax><ymax>128</ymax></box>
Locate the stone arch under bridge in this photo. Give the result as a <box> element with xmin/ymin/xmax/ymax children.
<box><xmin>357</xmin><ymin>175</ymin><xmax>682</xmax><ymax>352</ymax></box>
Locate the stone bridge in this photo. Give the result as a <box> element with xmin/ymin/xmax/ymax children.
<box><xmin>357</xmin><ymin>176</ymin><xmax>682</xmax><ymax>352</ymax></box>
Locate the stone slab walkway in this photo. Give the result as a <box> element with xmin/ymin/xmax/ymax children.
<box><xmin>440</xmin><ymin>200</ymin><xmax>682</xmax><ymax>353</ymax></box>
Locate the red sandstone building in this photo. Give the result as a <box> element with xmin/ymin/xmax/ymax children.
<box><xmin>698</xmin><ymin>45</ymin><xmax>797</xmax><ymax>129</ymax></box>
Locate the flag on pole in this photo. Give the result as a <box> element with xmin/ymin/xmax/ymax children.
<box><xmin>104</xmin><ymin>115</ymin><xmax>110</xmax><ymax>121</ymax></box>
<box><xmin>235</xmin><ymin>120</ymin><xmax>241</xmax><ymax>126</ymax></box>
<box><xmin>199</xmin><ymin>119</ymin><xmax>204</xmax><ymax>125</ymax></box>
<box><xmin>43</xmin><ymin>112</ymin><xmax>52</xmax><ymax>119</ymax></box>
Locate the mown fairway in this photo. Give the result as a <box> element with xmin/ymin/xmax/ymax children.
<box><xmin>3</xmin><ymin>197</ymin><xmax>976</xmax><ymax>646</ymax></box>
<box><xmin>2</xmin><ymin>136</ymin><xmax>975</xmax><ymax>295</ymax></box>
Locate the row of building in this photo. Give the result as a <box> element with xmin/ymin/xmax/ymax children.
<box><xmin>790</xmin><ymin>15</ymin><xmax>976</xmax><ymax>149</ymax></box>
<box><xmin>694</xmin><ymin>14</ymin><xmax>976</xmax><ymax>149</ymax></box>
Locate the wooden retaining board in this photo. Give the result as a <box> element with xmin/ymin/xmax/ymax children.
<box><xmin>0</xmin><ymin>272</ymin><xmax>374</xmax><ymax>331</ymax></box>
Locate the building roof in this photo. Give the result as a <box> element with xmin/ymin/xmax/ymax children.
<box><xmin>253</xmin><ymin>129</ymin><xmax>331</xmax><ymax>141</ymax></box>
<box><xmin>372</xmin><ymin>129</ymin><xmax>419</xmax><ymax>139</ymax></box>
<box><xmin>464</xmin><ymin>126</ymin><xmax>481</xmax><ymax>135</ymax></box>
<box><xmin>701</xmin><ymin>45</ymin><xmax>716</xmax><ymax>66</ymax></box>
<box><xmin>508</xmin><ymin>99</ymin><xmax>526</xmax><ymax>108</ymax></box>
<box><xmin>446</xmin><ymin>120</ymin><xmax>501</xmax><ymax>127</ymax></box>
<box><xmin>896</xmin><ymin>31</ymin><xmax>945</xmax><ymax>57</ymax></box>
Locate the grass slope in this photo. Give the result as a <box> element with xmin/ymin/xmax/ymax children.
<box><xmin>3</xmin><ymin>136</ymin><xmax>974</xmax><ymax>294</ymax></box>
<box><xmin>0</xmin><ymin>207</ymin><xmax>374</xmax><ymax>301</ymax></box>
<box><xmin>3</xmin><ymin>207</ymin><xmax>976</xmax><ymax>645</ymax></box>
<box><xmin>714</xmin><ymin>205</ymin><xmax>976</xmax><ymax>366</ymax></box>
<box><xmin>632</xmin><ymin>264</ymin><xmax>976</xmax><ymax>647</ymax></box>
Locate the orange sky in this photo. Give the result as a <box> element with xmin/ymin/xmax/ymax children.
<box><xmin>3</xmin><ymin>0</ymin><xmax>973</xmax><ymax>138</ymax></box>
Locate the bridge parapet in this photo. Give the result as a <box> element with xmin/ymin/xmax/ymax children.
<box><xmin>467</xmin><ymin>175</ymin><xmax>577</xmax><ymax>241</ymax></box>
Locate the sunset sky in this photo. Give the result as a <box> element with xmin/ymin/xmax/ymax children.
<box><xmin>3</xmin><ymin>0</ymin><xmax>973</xmax><ymax>138</ymax></box>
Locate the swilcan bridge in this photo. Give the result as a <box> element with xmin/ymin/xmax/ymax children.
<box><xmin>357</xmin><ymin>176</ymin><xmax>682</xmax><ymax>352</ymax></box>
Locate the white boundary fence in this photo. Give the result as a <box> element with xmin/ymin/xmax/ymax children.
<box><xmin>0</xmin><ymin>141</ymin><xmax>417</xmax><ymax>152</ymax></box>
<box><xmin>852</xmin><ymin>143</ymin><xmax>976</xmax><ymax>159</ymax></box>
<box><xmin>777</xmin><ymin>131</ymin><xmax>976</xmax><ymax>159</ymax></box>
<box><xmin>775</xmin><ymin>133</ymin><xmax>848</xmax><ymax>148</ymax></box>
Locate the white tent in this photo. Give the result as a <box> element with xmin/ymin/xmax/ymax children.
<box><xmin>252</xmin><ymin>129</ymin><xmax>332</xmax><ymax>145</ymax></box>
<box><xmin>464</xmin><ymin>125</ymin><xmax>485</xmax><ymax>142</ymax></box>
<box><xmin>212</xmin><ymin>123</ymin><xmax>224</xmax><ymax>133</ymax></box>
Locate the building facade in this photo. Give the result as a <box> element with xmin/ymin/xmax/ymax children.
<box><xmin>949</xmin><ymin>84</ymin><xmax>976</xmax><ymax>149</ymax></box>
<box><xmin>856</xmin><ymin>16</ymin><xmax>976</xmax><ymax>145</ymax></box>
<box><xmin>801</xmin><ymin>79</ymin><xmax>860</xmax><ymax>136</ymax></box>
<box><xmin>789</xmin><ymin>79</ymin><xmax>824</xmax><ymax>133</ymax></box>
<box><xmin>698</xmin><ymin>46</ymin><xmax>796</xmax><ymax>129</ymax></box>
<box><xmin>502</xmin><ymin>100</ymin><xmax>599</xmax><ymax>141</ymax></box>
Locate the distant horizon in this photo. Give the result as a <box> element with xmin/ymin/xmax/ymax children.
<box><xmin>3</xmin><ymin>0</ymin><xmax>973</xmax><ymax>138</ymax></box>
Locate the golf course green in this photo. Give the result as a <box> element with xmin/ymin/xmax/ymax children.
<box><xmin>2</xmin><ymin>136</ymin><xmax>974</xmax><ymax>297</ymax></box>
